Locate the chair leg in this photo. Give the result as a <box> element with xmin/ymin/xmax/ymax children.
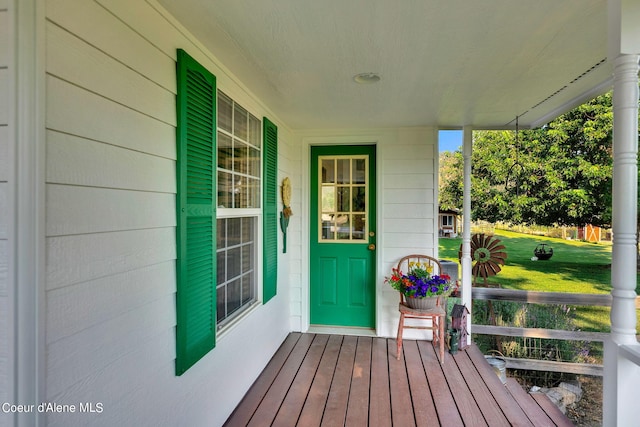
<box><xmin>439</xmin><ymin>315</ymin><xmax>445</xmax><ymax>363</ymax></box>
<box><xmin>396</xmin><ymin>313</ymin><xmax>405</xmax><ymax>360</ymax></box>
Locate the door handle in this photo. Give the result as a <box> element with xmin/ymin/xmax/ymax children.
<box><xmin>368</xmin><ymin>243</ymin><xmax>376</xmax><ymax>250</ymax></box>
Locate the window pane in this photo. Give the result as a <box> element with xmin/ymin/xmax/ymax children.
<box><xmin>242</xmin><ymin>244</ymin><xmax>253</xmax><ymax>272</ymax></box>
<box><xmin>248</xmin><ymin>114</ymin><xmax>261</xmax><ymax>147</ymax></box>
<box><xmin>227</xmin><ymin>218</ymin><xmax>241</xmax><ymax>246</ymax></box>
<box><xmin>242</xmin><ymin>274</ymin><xmax>253</xmax><ymax>304</ymax></box>
<box><xmin>337</xmin><ymin>159</ymin><xmax>350</xmax><ymax>184</ymax></box>
<box><xmin>336</xmin><ymin>215</ymin><xmax>350</xmax><ymax>240</ymax></box>
<box><xmin>227</xmin><ymin>279</ymin><xmax>241</xmax><ymax>315</ymax></box>
<box><xmin>353</xmin><ymin>158</ymin><xmax>366</xmax><ymax>184</ymax></box>
<box><xmin>248</xmin><ymin>147</ymin><xmax>260</xmax><ymax>178</ymax></box>
<box><xmin>233</xmin><ymin>140</ymin><xmax>248</xmax><ymax>174</ymax></box>
<box><xmin>228</xmin><ymin>247</ymin><xmax>241</xmax><ymax>279</ymax></box>
<box><xmin>322</xmin><ymin>218</ymin><xmax>334</xmax><ymax>240</ymax></box>
<box><xmin>352</xmin><ymin>186</ymin><xmax>365</xmax><ymax>212</ymax></box>
<box><xmin>353</xmin><ymin>214</ymin><xmax>366</xmax><ymax>240</ymax></box>
<box><xmin>337</xmin><ymin>187</ymin><xmax>350</xmax><ymax>212</ymax></box>
<box><xmin>234</xmin><ymin>104</ymin><xmax>248</xmax><ymax>141</ymax></box>
<box><xmin>218</xmin><ymin>171</ymin><xmax>233</xmax><ymax>208</ymax></box>
<box><xmin>322</xmin><ymin>187</ymin><xmax>335</xmax><ymax>212</ymax></box>
<box><xmin>234</xmin><ymin>177</ymin><xmax>246</xmax><ymax>208</ymax></box>
<box><xmin>216</xmin><ymin>286</ymin><xmax>225</xmax><ymax>322</ymax></box>
<box><xmin>217</xmin><ymin>251</ymin><xmax>226</xmax><ymax>283</ymax></box>
<box><xmin>217</xmin><ymin>218</ymin><xmax>226</xmax><ymax>249</ymax></box>
<box><xmin>322</xmin><ymin>159</ymin><xmax>334</xmax><ymax>183</ymax></box>
<box><xmin>247</xmin><ymin>178</ymin><xmax>260</xmax><ymax>208</ymax></box>
<box><xmin>218</xmin><ymin>132</ymin><xmax>232</xmax><ymax>170</ymax></box>
<box><xmin>242</xmin><ymin>217</ymin><xmax>253</xmax><ymax>243</ymax></box>
<box><xmin>218</xmin><ymin>92</ymin><xmax>233</xmax><ymax>133</ymax></box>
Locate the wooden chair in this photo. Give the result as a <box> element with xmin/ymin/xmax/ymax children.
<box><xmin>396</xmin><ymin>254</ymin><xmax>446</xmax><ymax>363</ymax></box>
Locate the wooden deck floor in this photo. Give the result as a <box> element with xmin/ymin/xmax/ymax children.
<box><xmin>224</xmin><ymin>333</ymin><xmax>574</xmax><ymax>427</ymax></box>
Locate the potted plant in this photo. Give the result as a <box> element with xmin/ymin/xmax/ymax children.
<box><xmin>385</xmin><ymin>261</ymin><xmax>453</xmax><ymax>309</ymax></box>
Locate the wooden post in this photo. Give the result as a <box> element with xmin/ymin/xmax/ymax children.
<box><xmin>461</xmin><ymin>126</ymin><xmax>473</xmax><ymax>347</ymax></box>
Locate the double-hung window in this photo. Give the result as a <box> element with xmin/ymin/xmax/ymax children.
<box><xmin>216</xmin><ymin>91</ymin><xmax>261</xmax><ymax>327</ymax></box>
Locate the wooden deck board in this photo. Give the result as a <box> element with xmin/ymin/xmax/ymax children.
<box><xmin>369</xmin><ymin>338</ymin><xmax>392</xmax><ymax>427</ymax></box>
<box><xmin>323</xmin><ymin>335</ymin><xmax>357</xmax><ymax>426</ymax></box>
<box><xmin>531</xmin><ymin>392</ymin><xmax>576</xmax><ymax>427</ymax></box>
<box><xmin>441</xmin><ymin>350</ymin><xmax>488</xmax><ymax>427</ymax></box>
<box><xmin>417</xmin><ymin>340</ymin><xmax>464</xmax><ymax>426</ymax></box>
<box><xmin>344</xmin><ymin>337</ymin><xmax>372</xmax><ymax>427</ymax></box>
<box><xmin>506</xmin><ymin>378</ymin><xmax>555</xmax><ymax>427</ymax></box>
<box><xmin>402</xmin><ymin>340</ymin><xmax>439</xmax><ymax>427</ymax></box>
<box><xmin>226</xmin><ymin>333</ymin><xmax>574</xmax><ymax>427</ymax></box>
<box><xmin>387</xmin><ymin>340</ymin><xmax>417</xmax><ymax>427</ymax></box>
<box><xmin>465</xmin><ymin>344</ymin><xmax>535</xmax><ymax>427</ymax></box>
<box><xmin>452</xmin><ymin>350</ymin><xmax>510</xmax><ymax>427</ymax></box>
<box><xmin>273</xmin><ymin>334</ymin><xmax>329</xmax><ymax>426</ymax></box>
<box><xmin>297</xmin><ymin>335</ymin><xmax>343</xmax><ymax>427</ymax></box>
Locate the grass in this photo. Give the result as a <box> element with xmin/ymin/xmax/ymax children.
<box><xmin>439</xmin><ymin>229</ymin><xmax>640</xmax><ymax>333</ymax></box>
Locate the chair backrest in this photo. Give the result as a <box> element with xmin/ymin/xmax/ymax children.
<box><xmin>396</xmin><ymin>254</ymin><xmax>443</xmax><ymax>304</ymax></box>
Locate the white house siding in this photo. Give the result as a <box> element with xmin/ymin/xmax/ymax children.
<box><xmin>42</xmin><ymin>0</ymin><xmax>293</xmax><ymax>426</ymax></box>
<box><xmin>379</xmin><ymin>128</ymin><xmax>439</xmax><ymax>338</ymax></box>
<box><xmin>296</xmin><ymin>128</ymin><xmax>438</xmax><ymax>338</ymax></box>
<box><xmin>0</xmin><ymin>0</ymin><xmax>10</xmax><ymax>424</ymax></box>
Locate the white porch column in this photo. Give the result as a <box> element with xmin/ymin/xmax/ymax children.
<box><xmin>461</xmin><ymin>126</ymin><xmax>473</xmax><ymax>346</ymax></box>
<box><xmin>604</xmin><ymin>52</ymin><xmax>640</xmax><ymax>427</ymax></box>
<box><xmin>604</xmin><ymin>0</ymin><xmax>640</xmax><ymax>425</ymax></box>
<box><xmin>610</xmin><ymin>54</ymin><xmax>639</xmax><ymax>345</ymax></box>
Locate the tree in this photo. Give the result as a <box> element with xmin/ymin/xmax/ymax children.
<box><xmin>438</xmin><ymin>150</ymin><xmax>463</xmax><ymax>211</ymax></box>
<box><xmin>439</xmin><ymin>91</ymin><xmax>620</xmax><ymax>227</ymax></box>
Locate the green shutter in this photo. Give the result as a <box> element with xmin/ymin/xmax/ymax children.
<box><xmin>175</xmin><ymin>49</ymin><xmax>217</xmax><ymax>375</ymax></box>
<box><xmin>263</xmin><ymin>117</ymin><xmax>278</xmax><ymax>303</ymax></box>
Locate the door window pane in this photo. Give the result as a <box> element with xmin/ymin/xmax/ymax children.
<box><xmin>322</xmin><ymin>187</ymin><xmax>335</xmax><ymax>212</ymax></box>
<box><xmin>336</xmin><ymin>215</ymin><xmax>351</xmax><ymax>240</ymax></box>
<box><xmin>353</xmin><ymin>214</ymin><xmax>366</xmax><ymax>240</ymax></box>
<box><xmin>337</xmin><ymin>187</ymin><xmax>350</xmax><ymax>212</ymax></box>
<box><xmin>322</xmin><ymin>159</ymin><xmax>335</xmax><ymax>183</ymax></box>
<box><xmin>352</xmin><ymin>186</ymin><xmax>365</xmax><ymax>212</ymax></box>
<box><xmin>353</xmin><ymin>159</ymin><xmax>366</xmax><ymax>184</ymax></box>
<box><xmin>336</xmin><ymin>159</ymin><xmax>350</xmax><ymax>184</ymax></box>
<box><xmin>322</xmin><ymin>217</ymin><xmax>335</xmax><ymax>240</ymax></box>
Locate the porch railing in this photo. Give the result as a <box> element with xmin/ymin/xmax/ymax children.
<box><xmin>469</xmin><ymin>287</ymin><xmax>640</xmax><ymax>376</ymax></box>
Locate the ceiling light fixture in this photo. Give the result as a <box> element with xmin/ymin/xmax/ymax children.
<box><xmin>353</xmin><ymin>72</ymin><xmax>381</xmax><ymax>84</ymax></box>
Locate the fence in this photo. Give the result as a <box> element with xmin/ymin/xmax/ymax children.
<box><xmin>470</xmin><ymin>287</ymin><xmax>640</xmax><ymax>377</ymax></box>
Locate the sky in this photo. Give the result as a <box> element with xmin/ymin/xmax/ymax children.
<box><xmin>438</xmin><ymin>130</ymin><xmax>463</xmax><ymax>153</ymax></box>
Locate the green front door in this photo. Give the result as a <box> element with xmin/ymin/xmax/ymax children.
<box><xmin>310</xmin><ymin>145</ymin><xmax>376</xmax><ymax>328</ymax></box>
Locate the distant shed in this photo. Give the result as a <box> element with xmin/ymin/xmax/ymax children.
<box><xmin>439</xmin><ymin>208</ymin><xmax>460</xmax><ymax>238</ymax></box>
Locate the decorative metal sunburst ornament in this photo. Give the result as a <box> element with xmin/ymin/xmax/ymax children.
<box><xmin>459</xmin><ymin>233</ymin><xmax>507</xmax><ymax>286</ymax></box>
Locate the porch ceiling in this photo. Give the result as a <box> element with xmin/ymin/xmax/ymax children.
<box><xmin>158</xmin><ymin>0</ymin><xmax>610</xmax><ymax>130</ymax></box>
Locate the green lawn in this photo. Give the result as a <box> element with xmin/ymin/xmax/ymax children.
<box><xmin>439</xmin><ymin>229</ymin><xmax>640</xmax><ymax>333</ymax></box>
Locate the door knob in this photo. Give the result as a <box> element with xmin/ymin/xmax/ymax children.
<box><xmin>368</xmin><ymin>243</ymin><xmax>376</xmax><ymax>250</ymax></box>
